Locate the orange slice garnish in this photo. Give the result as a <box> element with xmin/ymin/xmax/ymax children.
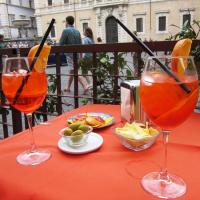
<box><xmin>171</xmin><ymin>38</ymin><xmax>192</xmax><ymax>75</ymax></box>
<box><xmin>28</xmin><ymin>44</ymin><xmax>51</xmax><ymax>72</ymax></box>
<box><xmin>154</xmin><ymin>88</ymin><xmax>198</xmax><ymax>128</ymax></box>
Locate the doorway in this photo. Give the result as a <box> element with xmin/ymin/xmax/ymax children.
<box><xmin>106</xmin><ymin>16</ymin><xmax>118</xmax><ymax>43</ymax></box>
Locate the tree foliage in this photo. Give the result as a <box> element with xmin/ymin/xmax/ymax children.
<box><xmin>79</xmin><ymin>52</ymin><xmax>134</xmax><ymax>104</ymax></box>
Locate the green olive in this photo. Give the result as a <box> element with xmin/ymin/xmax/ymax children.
<box><xmin>78</xmin><ymin>125</ymin><xmax>90</xmax><ymax>133</ymax></box>
<box><xmin>63</xmin><ymin>127</ymin><xmax>73</xmax><ymax>136</ymax></box>
<box><xmin>71</xmin><ymin>130</ymin><xmax>84</xmax><ymax>143</ymax></box>
<box><xmin>68</xmin><ymin>122</ymin><xmax>82</xmax><ymax>131</ymax></box>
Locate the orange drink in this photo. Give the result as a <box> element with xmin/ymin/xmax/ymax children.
<box><xmin>140</xmin><ymin>72</ymin><xmax>199</xmax><ymax>130</ymax></box>
<box><xmin>2</xmin><ymin>71</ymin><xmax>47</xmax><ymax>114</ymax></box>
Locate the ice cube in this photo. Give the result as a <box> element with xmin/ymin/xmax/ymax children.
<box><xmin>18</xmin><ymin>69</ymin><xmax>28</xmax><ymax>74</ymax></box>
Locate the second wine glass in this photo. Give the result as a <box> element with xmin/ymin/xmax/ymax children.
<box><xmin>140</xmin><ymin>56</ymin><xmax>199</xmax><ymax>199</ymax></box>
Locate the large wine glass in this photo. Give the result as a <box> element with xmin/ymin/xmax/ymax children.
<box><xmin>140</xmin><ymin>56</ymin><xmax>199</xmax><ymax>199</ymax></box>
<box><xmin>2</xmin><ymin>57</ymin><xmax>51</xmax><ymax>166</ymax></box>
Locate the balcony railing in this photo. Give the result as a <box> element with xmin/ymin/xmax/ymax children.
<box><xmin>94</xmin><ymin>0</ymin><xmax>128</xmax><ymax>6</ymax></box>
<box><xmin>0</xmin><ymin>40</ymin><xmax>200</xmax><ymax>138</ymax></box>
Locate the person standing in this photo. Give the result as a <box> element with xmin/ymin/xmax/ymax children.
<box><xmin>59</xmin><ymin>16</ymin><xmax>88</xmax><ymax>93</ymax></box>
<box><xmin>83</xmin><ymin>27</ymin><xmax>94</xmax><ymax>56</ymax></box>
<box><xmin>97</xmin><ymin>37</ymin><xmax>102</xmax><ymax>43</ymax></box>
<box><xmin>0</xmin><ymin>34</ymin><xmax>5</xmax><ymax>49</ymax></box>
<box><xmin>82</xmin><ymin>27</ymin><xmax>95</xmax><ymax>89</ymax></box>
<box><xmin>0</xmin><ymin>34</ymin><xmax>5</xmax><ymax>74</ymax></box>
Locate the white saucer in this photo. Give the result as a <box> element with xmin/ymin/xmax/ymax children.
<box><xmin>58</xmin><ymin>132</ymin><xmax>103</xmax><ymax>154</ymax></box>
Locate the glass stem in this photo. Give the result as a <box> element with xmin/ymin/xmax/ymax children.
<box><xmin>160</xmin><ymin>130</ymin><xmax>170</xmax><ymax>182</ymax></box>
<box><xmin>26</xmin><ymin>113</ymin><xmax>37</xmax><ymax>152</ymax></box>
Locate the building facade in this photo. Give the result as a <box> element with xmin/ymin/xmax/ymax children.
<box><xmin>31</xmin><ymin>0</ymin><xmax>200</xmax><ymax>42</ymax></box>
<box><xmin>0</xmin><ymin>0</ymin><xmax>36</xmax><ymax>39</ymax></box>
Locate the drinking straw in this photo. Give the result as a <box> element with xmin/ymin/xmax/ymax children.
<box><xmin>13</xmin><ymin>18</ymin><xmax>55</xmax><ymax>105</ymax></box>
<box><xmin>114</xmin><ymin>17</ymin><xmax>190</xmax><ymax>94</ymax></box>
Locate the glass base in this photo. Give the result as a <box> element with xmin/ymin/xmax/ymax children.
<box><xmin>16</xmin><ymin>149</ymin><xmax>51</xmax><ymax>166</ymax></box>
<box><xmin>141</xmin><ymin>172</ymin><xmax>186</xmax><ymax>199</ymax></box>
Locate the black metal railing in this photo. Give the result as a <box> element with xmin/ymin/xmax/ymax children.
<box><xmin>0</xmin><ymin>40</ymin><xmax>200</xmax><ymax>138</ymax></box>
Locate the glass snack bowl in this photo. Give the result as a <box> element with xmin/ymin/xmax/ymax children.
<box><xmin>112</xmin><ymin>122</ymin><xmax>160</xmax><ymax>151</ymax></box>
<box><xmin>59</xmin><ymin>125</ymin><xmax>93</xmax><ymax>147</ymax></box>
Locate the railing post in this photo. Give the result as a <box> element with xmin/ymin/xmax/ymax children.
<box><xmin>11</xmin><ymin>107</ymin><xmax>22</xmax><ymax>134</ymax></box>
<box><xmin>55</xmin><ymin>53</ymin><xmax>62</xmax><ymax>115</ymax></box>
<box><xmin>0</xmin><ymin>55</ymin><xmax>9</xmax><ymax>138</ymax></box>
<box><xmin>41</xmin><ymin>100</ymin><xmax>48</xmax><ymax>122</ymax></box>
<box><xmin>92</xmin><ymin>52</ymin><xmax>97</xmax><ymax>103</ymax></box>
<box><xmin>113</xmin><ymin>52</ymin><xmax>119</xmax><ymax>104</ymax></box>
<box><xmin>135</xmin><ymin>51</ymin><xmax>143</xmax><ymax>78</ymax></box>
<box><xmin>73</xmin><ymin>53</ymin><xmax>79</xmax><ymax>108</ymax></box>
<box><xmin>0</xmin><ymin>93</ymin><xmax>9</xmax><ymax>138</ymax></box>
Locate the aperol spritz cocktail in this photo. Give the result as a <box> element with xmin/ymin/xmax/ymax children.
<box><xmin>2</xmin><ymin>71</ymin><xmax>47</xmax><ymax>113</ymax></box>
<box><xmin>140</xmin><ymin>73</ymin><xmax>199</xmax><ymax>130</ymax></box>
<box><xmin>2</xmin><ymin>57</ymin><xmax>51</xmax><ymax>166</ymax></box>
<box><xmin>140</xmin><ymin>56</ymin><xmax>199</xmax><ymax>199</ymax></box>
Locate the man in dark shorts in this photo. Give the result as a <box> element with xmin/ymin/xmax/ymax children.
<box><xmin>60</xmin><ymin>16</ymin><xmax>88</xmax><ymax>94</ymax></box>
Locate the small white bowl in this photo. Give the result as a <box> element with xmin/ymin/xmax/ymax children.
<box><xmin>113</xmin><ymin>122</ymin><xmax>160</xmax><ymax>151</ymax></box>
<box><xmin>59</xmin><ymin>126</ymin><xmax>93</xmax><ymax>147</ymax></box>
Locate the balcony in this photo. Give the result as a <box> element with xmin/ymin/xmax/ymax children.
<box><xmin>0</xmin><ymin>40</ymin><xmax>200</xmax><ymax>138</ymax></box>
<box><xmin>34</xmin><ymin>0</ymin><xmax>129</xmax><ymax>13</ymax></box>
<box><xmin>94</xmin><ymin>0</ymin><xmax>128</xmax><ymax>7</ymax></box>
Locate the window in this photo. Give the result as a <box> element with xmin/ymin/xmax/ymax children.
<box><xmin>133</xmin><ymin>14</ymin><xmax>145</xmax><ymax>34</ymax></box>
<box><xmin>136</xmin><ymin>18</ymin><xmax>143</xmax><ymax>33</ymax></box>
<box><xmin>180</xmin><ymin>8</ymin><xmax>195</xmax><ymax>28</ymax></box>
<box><xmin>180</xmin><ymin>9</ymin><xmax>194</xmax><ymax>28</ymax></box>
<box><xmin>83</xmin><ymin>22</ymin><xmax>88</xmax><ymax>33</ymax></box>
<box><xmin>156</xmin><ymin>13</ymin><xmax>168</xmax><ymax>33</ymax></box>
<box><xmin>48</xmin><ymin>0</ymin><xmax>52</xmax><ymax>6</ymax></box>
<box><xmin>80</xmin><ymin>18</ymin><xmax>90</xmax><ymax>35</ymax></box>
<box><xmin>50</xmin><ymin>25</ymin><xmax>56</xmax><ymax>38</ymax></box>
<box><xmin>133</xmin><ymin>13</ymin><xmax>146</xmax><ymax>34</ymax></box>
<box><xmin>8</xmin><ymin>14</ymin><xmax>15</xmax><ymax>26</ymax></box>
<box><xmin>183</xmin><ymin>14</ymin><xmax>191</xmax><ymax>26</ymax></box>
<box><xmin>64</xmin><ymin>0</ymin><xmax>69</xmax><ymax>4</ymax></box>
<box><xmin>158</xmin><ymin>16</ymin><xmax>166</xmax><ymax>31</ymax></box>
<box><xmin>30</xmin><ymin>17</ymin><xmax>36</xmax><ymax>28</ymax></box>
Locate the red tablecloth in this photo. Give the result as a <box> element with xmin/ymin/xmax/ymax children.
<box><xmin>0</xmin><ymin>104</ymin><xmax>200</xmax><ymax>200</ymax></box>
